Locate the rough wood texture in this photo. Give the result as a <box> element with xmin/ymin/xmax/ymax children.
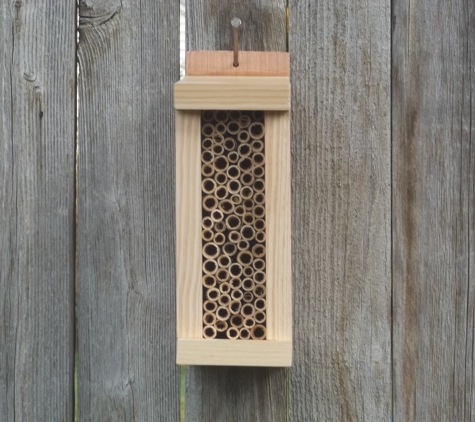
<box><xmin>290</xmin><ymin>1</ymin><xmax>391</xmax><ymax>420</ymax></box>
<box><xmin>77</xmin><ymin>0</ymin><xmax>179</xmax><ymax>420</ymax></box>
<box><xmin>392</xmin><ymin>1</ymin><xmax>475</xmax><ymax>420</ymax></box>
<box><xmin>186</xmin><ymin>1</ymin><xmax>288</xmax><ymax>421</ymax></box>
<box><xmin>0</xmin><ymin>1</ymin><xmax>76</xmax><ymax>420</ymax></box>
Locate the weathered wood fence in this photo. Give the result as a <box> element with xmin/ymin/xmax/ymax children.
<box><xmin>0</xmin><ymin>0</ymin><xmax>473</xmax><ymax>420</ymax></box>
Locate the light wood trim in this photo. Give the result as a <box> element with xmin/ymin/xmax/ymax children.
<box><xmin>176</xmin><ymin>110</ymin><xmax>202</xmax><ymax>338</ymax></box>
<box><xmin>265</xmin><ymin>112</ymin><xmax>292</xmax><ymax>341</ymax></box>
<box><xmin>186</xmin><ymin>51</ymin><xmax>290</xmax><ymax>76</ymax></box>
<box><xmin>174</xmin><ymin>77</ymin><xmax>290</xmax><ymax>110</ymax></box>
<box><xmin>177</xmin><ymin>339</ymin><xmax>292</xmax><ymax>366</ymax></box>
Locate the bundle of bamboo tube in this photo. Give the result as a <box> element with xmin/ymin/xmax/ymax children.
<box><xmin>201</xmin><ymin>110</ymin><xmax>267</xmax><ymax>340</ymax></box>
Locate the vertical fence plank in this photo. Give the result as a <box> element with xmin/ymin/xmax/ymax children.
<box><xmin>0</xmin><ymin>1</ymin><xmax>76</xmax><ymax>420</ymax></box>
<box><xmin>290</xmin><ymin>1</ymin><xmax>391</xmax><ymax>420</ymax></box>
<box><xmin>392</xmin><ymin>1</ymin><xmax>475</xmax><ymax>420</ymax></box>
<box><xmin>77</xmin><ymin>0</ymin><xmax>179</xmax><ymax>420</ymax></box>
<box><xmin>185</xmin><ymin>2</ymin><xmax>288</xmax><ymax>421</ymax></box>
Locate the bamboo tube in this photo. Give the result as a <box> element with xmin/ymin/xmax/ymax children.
<box><xmin>203</xmin><ymin>312</ymin><xmax>216</xmax><ymax>326</ymax></box>
<box><xmin>218</xmin><ymin>254</ymin><xmax>231</xmax><ymax>268</ymax></box>
<box><xmin>201</xmin><ymin>150</ymin><xmax>214</xmax><ymax>164</ymax></box>
<box><xmin>214</xmin><ymin>186</ymin><xmax>227</xmax><ymax>200</ymax></box>
<box><xmin>251</xmin><ymin>140</ymin><xmax>264</xmax><ymax>152</ymax></box>
<box><xmin>237</xmin><ymin>240</ymin><xmax>249</xmax><ymax>251</ymax></box>
<box><xmin>254</xmin><ymin>287</ymin><xmax>266</xmax><ymax>301</ymax></box>
<box><xmin>224</xmin><ymin>137</ymin><xmax>237</xmax><ymax>151</ymax></box>
<box><xmin>253</xmin><ymin>218</ymin><xmax>265</xmax><ymax>232</ymax></box>
<box><xmin>239</xmin><ymin>114</ymin><xmax>251</xmax><ymax>128</ymax></box>
<box><xmin>243</xmin><ymin>317</ymin><xmax>255</xmax><ymax>328</ymax></box>
<box><xmin>218</xmin><ymin>293</ymin><xmax>231</xmax><ymax>307</ymax></box>
<box><xmin>202</xmin><ymin>274</ymin><xmax>217</xmax><ymax>288</ymax></box>
<box><xmin>242</xmin><ymin>266</ymin><xmax>254</xmax><ymax>278</ymax></box>
<box><xmin>253</xmin><ymin>271</ymin><xmax>266</xmax><ymax>285</ymax></box>
<box><xmin>242</xmin><ymin>278</ymin><xmax>255</xmax><ymax>292</ymax></box>
<box><xmin>243</xmin><ymin>212</ymin><xmax>255</xmax><ymax>225</ymax></box>
<box><xmin>231</xmin><ymin>289</ymin><xmax>243</xmax><ymax>301</ymax></box>
<box><xmin>242</xmin><ymin>292</ymin><xmax>254</xmax><ymax>303</ymax></box>
<box><xmin>203</xmin><ymin>243</ymin><xmax>220</xmax><ymax>259</ymax></box>
<box><xmin>214</xmin><ymin>221</ymin><xmax>226</xmax><ymax>233</ymax></box>
<box><xmin>252</xmin><ymin>244</ymin><xmax>266</xmax><ymax>259</ymax></box>
<box><xmin>253</xmin><ymin>179</ymin><xmax>265</xmax><ymax>193</ymax></box>
<box><xmin>214</xmin><ymin>155</ymin><xmax>229</xmax><ymax>172</ymax></box>
<box><xmin>231</xmin><ymin>194</ymin><xmax>242</xmax><ymax>205</ymax></box>
<box><xmin>229</xmin><ymin>110</ymin><xmax>241</xmax><ymax>121</ymax></box>
<box><xmin>223</xmin><ymin>242</ymin><xmax>237</xmax><ymax>256</ymax></box>
<box><xmin>215</xmin><ymin>122</ymin><xmax>227</xmax><ymax>134</ymax></box>
<box><xmin>203</xmin><ymin>300</ymin><xmax>217</xmax><ymax>313</ymax></box>
<box><xmin>228</xmin><ymin>151</ymin><xmax>239</xmax><ymax>164</ymax></box>
<box><xmin>225</xmin><ymin>215</ymin><xmax>241</xmax><ymax>231</ymax></box>
<box><xmin>234</xmin><ymin>205</ymin><xmax>245</xmax><ymax>216</ymax></box>
<box><xmin>202</xmin><ymin>178</ymin><xmax>216</xmax><ymax>195</ymax></box>
<box><xmin>203</xmin><ymin>325</ymin><xmax>217</xmax><ymax>339</ymax></box>
<box><xmin>214</xmin><ymin>232</ymin><xmax>225</xmax><ymax>245</ymax></box>
<box><xmin>240</xmin><ymin>186</ymin><xmax>253</xmax><ymax>199</ymax></box>
<box><xmin>253</xmin><ymin>166</ymin><xmax>264</xmax><ymax>178</ymax></box>
<box><xmin>226</xmin><ymin>327</ymin><xmax>239</xmax><ymax>340</ymax></box>
<box><xmin>228</xmin><ymin>263</ymin><xmax>243</xmax><ymax>278</ymax></box>
<box><xmin>254</xmin><ymin>297</ymin><xmax>267</xmax><ymax>310</ymax></box>
<box><xmin>219</xmin><ymin>282</ymin><xmax>231</xmax><ymax>294</ymax></box>
<box><xmin>202</xmin><ymin>229</ymin><xmax>214</xmax><ymax>242</ymax></box>
<box><xmin>254</xmin><ymin>193</ymin><xmax>265</xmax><ymax>205</ymax></box>
<box><xmin>240</xmin><ymin>225</ymin><xmax>255</xmax><ymax>241</ymax></box>
<box><xmin>212</xmin><ymin>133</ymin><xmax>224</xmax><ymax>144</ymax></box>
<box><xmin>210</xmin><ymin>209</ymin><xmax>224</xmax><ymax>223</ymax></box>
<box><xmin>253</xmin><ymin>258</ymin><xmax>266</xmax><ymax>271</ymax></box>
<box><xmin>201</xmin><ymin>110</ymin><xmax>214</xmax><ymax>122</ymax></box>
<box><xmin>230</xmin><ymin>277</ymin><xmax>242</xmax><ymax>290</ymax></box>
<box><xmin>226</xmin><ymin>120</ymin><xmax>240</xmax><ymax>135</ymax></box>
<box><xmin>243</xmin><ymin>199</ymin><xmax>254</xmax><ymax>211</ymax></box>
<box><xmin>216</xmin><ymin>306</ymin><xmax>230</xmax><ymax>321</ymax></box>
<box><xmin>206</xmin><ymin>287</ymin><xmax>220</xmax><ymax>301</ymax></box>
<box><xmin>238</xmin><ymin>157</ymin><xmax>253</xmax><ymax>172</ymax></box>
<box><xmin>216</xmin><ymin>267</ymin><xmax>229</xmax><ymax>282</ymax></box>
<box><xmin>219</xmin><ymin>199</ymin><xmax>234</xmax><ymax>215</ymax></box>
<box><xmin>240</xmin><ymin>172</ymin><xmax>254</xmax><ymax>186</ymax></box>
<box><xmin>227</xmin><ymin>179</ymin><xmax>241</xmax><ymax>194</ymax></box>
<box><xmin>203</xmin><ymin>259</ymin><xmax>218</xmax><ymax>275</ymax></box>
<box><xmin>239</xmin><ymin>327</ymin><xmax>251</xmax><ymax>340</ymax></box>
<box><xmin>230</xmin><ymin>314</ymin><xmax>244</xmax><ymax>329</ymax></box>
<box><xmin>252</xmin><ymin>110</ymin><xmax>265</xmax><ymax>121</ymax></box>
<box><xmin>255</xmin><ymin>231</ymin><xmax>266</xmax><ymax>243</ymax></box>
<box><xmin>202</xmin><ymin>138</ymin><xmax>213</xmax><ymax>150</ymax></box>
<box><xmin>237</xmin><ymin>130</ymin><xmax>250</xmax><ymax>143</ymax></box>
<box><xmin>228</xmin><ymin>230</ymin><xmax>241</xmax><ymax>243</ymax></box>
<box><xmin>202</xmin><ymin>123</ymin><xmax>215</xmax><ymax>137</ymax></box>
<box><xmin>203</xmin><ymin>195</ymin><xmax>218</xmax><ymax>211</ymax></box>
<box><xmin>227</xmin><ymin>165</ymin><xmax>241</xmax><ymax>180</ymax></box>
<box><xmin>229</xmin><ymin>300</ymin><xmax>242</xmax><ymax>315</ymax></box>
<box><xmin>249</xmin><ymin>122</ymin><xmax>265</xmax><ymax>140</ymax></box>
<box><xmin>241</xmin><ymin>303</ymin><xmax>255</xmax><ymax>317</ymax></box>
<box><xmin>214</xmin><ymin>172</ymin><xmax>227</xmax><ymax>185</ymax></box>
<box><xmin>251</xmin><ymin>324</ymin><xmax>266</xmax><ymax>340</ymax></box>
<box><xmin>254</xmin><ymin>311</ymin><xmax>266</xmax><ymax>324</ymax></box>
<box><xmin>252</xmin><ymin>152</ymin><xmax>265</xmax><ymax>166</ymax></box>
<box><xmin>202</xmin><ymin>216</ymin><xmax>214</xmax><ymax>230</ymax></box>
<box><xmin>214</xmin><ymin>110</ymin><xmax>229</xmax><ymax>123</ymax></box>
<box><xmin>201</xmin><ymin>163</ymin><xmax>215</xmax><ymax>177</ymax></box>
<box><xmin>238</xmin><ymin>143</ymin><xmax>251</xmax><ymax>157</ymax></box>
<box><xmin>215</xmin><ymin>320</ymin><xmax>228</xmax><ymax>332</ymax></box>
<box><xmin>253</xmin><ymin>205</ymin><xmax>265</xmax><ymax>219</ymax></box>
<box><xmin>212</xmin><ymin>143</ymin><xmax>224</xmax><ymax>156</ymax></box>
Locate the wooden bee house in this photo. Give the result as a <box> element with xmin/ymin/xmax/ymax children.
<box><xmin>175</xmin><ymin>51</ymin><xmax>291</xmax><ymax>366</ymax></box>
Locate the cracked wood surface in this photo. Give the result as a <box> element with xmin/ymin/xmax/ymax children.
<box><xmin>0</xmin><ymin>1</ymin><xmax>76</xmax><ymax>420</ymax></box>
<box><xmin>77</xmin><ymin>0</ymin><xmax>180</xmax><ymax>420</ymax></box>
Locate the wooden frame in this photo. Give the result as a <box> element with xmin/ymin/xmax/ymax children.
<box><xmin>175</xmin><ymin>52</ymin><xmax>291</xmax><ymax>367</ymax></box>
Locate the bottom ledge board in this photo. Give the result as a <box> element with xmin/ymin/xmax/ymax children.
<box><xmin>177</xmin><ymin>338</ymin><xmax>292</xmax><ymax>367</ymax></box>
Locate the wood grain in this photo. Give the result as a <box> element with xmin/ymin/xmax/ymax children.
<box><xmin>186</xmin><ymin>51</ymin><xmax>290</xmax><ymax>76</ymax></box>
<box><xmin>0</xmin><ymin>1</ymin><xmax>76</xmax><ymax>420</ymax></box>
<box><xmin>185</xmin><ymin>1</ymin><xmax>288</xmax><ymax>421</ymax></box>
<box><xmin>290</xmin><ymin>0</ymin><xmax>392</xmax><ymax>420</ymax></box>
<box><xmin>77</xmin><ymin>0</ymin><xmax>180</xmax><ymax>420</ymax></box>
<box><xmin>392</xmin><ymin>1</ymin><xmax>475</xmax><ymax>420</ymax></box>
